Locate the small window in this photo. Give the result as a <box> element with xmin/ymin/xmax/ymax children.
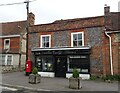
<box><xmin>0</xmin><ymin>54</ymin><xmax>5</xmax><ymax>66</ymax></box>
<box><xmin>0</xmin><ymin>54</ymin><xmax>13</xmax><ymax>66</ymax></box>
<box><xmin>4</xmin><ymin>39</ymin><xmax>10</xmax><ymax>49</ymax></box>
<box><xmin>7</xmin><ymin>55</ymin><xmax>12</xmax><ymax>65</ymax></box>
<box><xmin>41</xmin><ymin>35</ymin><xmax>51</xmax><ymax>48</ymax></box>
<box><xmin>71</xmin><ymin>32</ymin><xmax>84</xmax><ymax>47</ymax></box>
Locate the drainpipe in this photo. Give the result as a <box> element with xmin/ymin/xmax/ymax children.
<box><xmin>18</xmin><ymin>33</ymin><xmax>22</xmax><ymax>71</ymax></box>
<box><xmin>105</xmin><ymin>30</ymin><xmax>113</xmax><ymax>75</ymax></box>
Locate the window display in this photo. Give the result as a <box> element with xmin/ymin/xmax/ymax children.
<box><xmin>36</xmin><ymin>57</ymin><xmax>42</xmax><ymax>71</ymax></box>
<box><xmin>67</xmin><ymin>55</ymin><xmax>89</xmax><ymax>73</ymax></box>
<box><xmin>42</xmin><ymin>56</ymin><xmax>53</xmax><ymax>71</ymax></box>
<box><xmin>36</xmin><ymin>56</ymin><xmax>54</xmax><ymax>72</ymax></box>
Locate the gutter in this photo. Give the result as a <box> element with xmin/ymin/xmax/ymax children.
<box><xmin>104</xmin><ymin>30</ymin><xmax>113</xmax><ymax>75</ymax></box>
<box><xmin>106</xmin><ymin>30</ymin><xmax>120</xmax><ymax>33</ymax></box>
<box><xmin>0</xmin><ymin>35</ymin><xmax>20</xmax><ymax>38</ymax></box>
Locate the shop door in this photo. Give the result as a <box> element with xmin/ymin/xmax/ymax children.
<box><xmin>55</xmin><ymin>56</ymin><xmax>67</xmax><ymax>77</ymax></box>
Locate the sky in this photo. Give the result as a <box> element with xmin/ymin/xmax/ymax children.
<box><xmin>0</xmin><ymin>0</ymin><xmax>119</xmax><ymax>25</ymax></box>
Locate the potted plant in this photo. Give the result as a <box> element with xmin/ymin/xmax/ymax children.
<box><xmin>69</xmin><ymin>68</ymin><xmax>82</xmax><ymax>89</ymax></box>
<box><xmin>29</xmin><ymin>67</ymin><xmax>41</xmax><ymax>84</ymax></box>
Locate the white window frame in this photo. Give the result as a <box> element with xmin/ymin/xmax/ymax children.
<box><xmin>6</xmin><ymin>54</ymin><xmax>13</xmax><ymax>65</ymax></box>
<box><xmin>0</xmin><ymin>54</ymin><xmax>5</xmax><ymax>65</ymax></box>
<box><xmin>0</xmin><ymin>54</ymin><xmax>13</xmax><ymax>66</ymax></box>
<box><xmin>40</xmin><ymin>35</ymin><xmax>51</xmax><ymax>48</ymax></box>
<box><xmin>71</xmin><ymin>32</ymin><xmax>84</xmax><ymax>47</ymax></box>
<box><xmin>4</xmin><ymin>39</ymin><xmax>10</xmax><ymax>49</ymax></box>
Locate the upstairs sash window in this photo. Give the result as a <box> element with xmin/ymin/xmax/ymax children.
<box><xmin>41</xmin><ymin>35</ymin><xmax>51</xmax><ymax>48</ymax></box>
<box><xmin>71</xmin><ymin>32</ymin><xmax>84</xmax><ymax>47</ymax></box>
<box><xmin>4</xmin><ymin>39</ymin><xmax>10</xmax><ymax>49</ymax></box>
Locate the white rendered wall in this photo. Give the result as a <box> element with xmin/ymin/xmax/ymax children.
<box><xmin>12</xmin><ymin>54</ymin><xmax>19</xmax><ymax>67</ymax></box>
<box><xmin>38</xmin><ymin>71</ymin><xmax>90</xmax><ymax>79</ymax></box>
<box><xmin>66</xmin><ymin>73</ymin><xmax>90</xmax><ymax>80</ymax></box>
<box><xmin>38</xmin><ymin>72</ymin><xmax>55</xmax><ymax>77</ymax></box>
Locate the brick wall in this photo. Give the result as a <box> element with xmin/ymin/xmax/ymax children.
<box><xmin>0</xmin><ymin>37</ymin><xmax>20</xmax><ymax>53</ymax></box>
<box><xmin>86</xmin><ymin>27</ymin><xmax>103</xmax><ymax>75</ymax></box>
<box><xmin>29</xmin><ymin>28</ymin><xmax>119</xmax><ymax>76</ymax></box>
<box><xmin>102</xmin><ymin>32</ymin><xmax>120</xmax><ymax>76</ymax></box>
<box><xmin>29</xmin><ymin>27</ymin><xmax>105</xmax><ymax>76</ymax></box>
<box><xmin>28</xmin><ymin>33</ymin><xmax>39</xmax><ymax>63</ymax></box>
<box><xmin>111</xmin><ymin>33</ymin><xmax>120</xmax><ymax>75</ymax></box>
<box><xmin>52</xmin><ymin>31</ymin><xmax>70</xmax><ymax>47</ymax></box>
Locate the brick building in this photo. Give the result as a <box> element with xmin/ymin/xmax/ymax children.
<box><xmin>0</xmin><ymin>21</ymin><xmax>26</xmax><ymax>71</ymax></box>
<box><xmin>28</xmin><ymin>6</ymin><xmax>119</xmax><ymax>79</ymax></box>
<box><xmin>0</xmin><ymin>13</ymin><xmax>35</xmax><ymax>72</ymax></box>
<box><xmin>0</xmin><ymin>6</ymin><xmax>119</xmax><ymax>78</ymax></box>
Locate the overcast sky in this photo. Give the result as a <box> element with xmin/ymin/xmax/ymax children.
<box><xmin>0</xmin><ymin>0</ymin><xmax>119</xmax><ymax>25</ymax></box>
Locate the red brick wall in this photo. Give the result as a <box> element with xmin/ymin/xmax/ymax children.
<box><xmin>0</xmin><ymin>37</ymin><xmax>20</xmax><ymax>53</ymax></box>
<box><xmin>111</xmin><ymin>33</ymin><xmax>119</xmax><ymax>75</ymax></box>
<box><xmin>102</xmin><ymin>33</ymin><xmax>120</xmax><ymax>76</ymax></box>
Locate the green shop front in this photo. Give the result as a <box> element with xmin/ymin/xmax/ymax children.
<box><xmin>32</xmin><ymin>47</ymin><xmax>91</xmax><ymax>79</ymax></box>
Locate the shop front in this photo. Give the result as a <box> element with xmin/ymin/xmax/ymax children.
<box><xmin>32</xmin><ymin>47</ymin><xmax>91</xmax><ymax>79</ymax></box>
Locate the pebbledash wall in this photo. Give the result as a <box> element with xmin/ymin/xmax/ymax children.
<box><xmin>86</xmin><ymin>27</ymin><xmax>103</xmax><ymax>75</ymax></box>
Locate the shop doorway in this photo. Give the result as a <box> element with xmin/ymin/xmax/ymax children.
<box><xmin>55</xmin><ymin>56</ymin><xmax>67</xmax><ymax>77</ymax></box>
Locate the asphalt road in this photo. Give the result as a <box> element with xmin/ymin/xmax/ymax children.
<box><xmin>0</xmin><ymin>85</ymin><xmax>119</xmax><ymax>93</ymax></box>
<box><xmin>1</xmin><ymin>89</ymin><xmax>119</xmax><ymax>93</ymax></box>
<box><xmin>0</xmin><ymin>85</ymin><xmax>18</xmax><ymax>92</ymax></box>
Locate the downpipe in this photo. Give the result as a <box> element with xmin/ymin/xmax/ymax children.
<box><xmin>105</xmin><ymin>31</ymin><xmax>113</xmax><ymax>75</ymax></box>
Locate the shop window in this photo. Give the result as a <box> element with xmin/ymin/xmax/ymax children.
<box><xmin>67</xmin><ymin>56</ymin><xmax>89</xmax><ymax>73</ymax></box>
<box><xmin>36</xmin><ymin>57</ymin><xmax>42</xmax><ymax>71</ymax></box>
<box><xmin>4</xmin><ymin>39</ymin><xmax>10</xmax><ymax>49</ymax></box>
<box><xmin>71</xmin><ymin>32</ymin><xmax>84</xmax><ymax>47</ymax></box>
<box><xmin>36</xmin><ymin>56</ymin><xmax>54</xmax><ymax>72</ymax></box>
<box><xmin>42</xmin><ymin>56</ymin><xmax>54</xmax><ymax>71</ymax></box>
<box><xmin>40</xmin><ymin>35</ymin><xmax>51</xmax><ymax>48</ymax></box>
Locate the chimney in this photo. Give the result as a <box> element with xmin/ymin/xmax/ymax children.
<box><xmin>28</xmin><ymin>12</ymin><xmax>35</xmax><ymax>26</ymax></box>
<box><xmin>104</xmin><ymin>4</ymin><xmax>110</xmax><ymax>15</ymax></box>
<box><xmin>104</xmin><ymin>5</ymin><xmax>111</xmax><ymax>30</ymax></box>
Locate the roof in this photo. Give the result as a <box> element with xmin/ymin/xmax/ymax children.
<box><xmin>0</xmin><ymin>21</ymin><xmax>27</xmax><ymax>36</ymax></box>
<box><xmin>30</xmin><ymin>16</ymin><xmax>104</xmax><ymax>33</ymax></box>
<box><xmin>0</xmin><ymin>11</ymin><xmax>119</xmax><ymax>36</ymax></box>
<box><xmin>30</xmin><ymin>12</ymin><xmax>120</xmax><ymax>33</ymax></box>
<box><xmin>105</xmin><ymin>12</ymin><xmax>120</xmax><ymax>31</ymax></box>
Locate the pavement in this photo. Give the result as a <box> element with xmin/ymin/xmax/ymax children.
<box><xmin>1</xmin><ymin>72</ymin><xmax>120</xmax><ymax>92</ymax></box>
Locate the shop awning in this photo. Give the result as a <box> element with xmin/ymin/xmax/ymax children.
<box><xmin>32</xmin><ymin>46</ymin><xmax>90</xmax><ymax>51</ymax></box>
<box><xmin>31</xmin><ymin>46</ymin><xmax>91</xmax><ymax>55</ymax></box>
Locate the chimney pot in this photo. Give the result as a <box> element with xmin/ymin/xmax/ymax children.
<box><xmin>104</xmin><ymin>5</ymin><xmax>110</xmax><ymax>15</ymax></box>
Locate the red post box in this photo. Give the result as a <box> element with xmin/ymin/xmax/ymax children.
<box><xmin>26</xmin><ymin>60</ymin><xmax>32</xmax><ymax>76</ymax></box>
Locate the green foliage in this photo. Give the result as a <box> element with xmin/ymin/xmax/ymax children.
<box><xmin>90</xmin><ymin>76</ymin><xmax>97</xmax><ymax>80</ymax></box>
<box><xmin>32</xmin><ymin>67</ymin><xmax>38</xmax><ymax>75</ymax></box>
<box><xmin>113</xmin><ymin>75</ymin><xmax>120</xmax><ymax>81</ymax></box>
<box><xmin>72</xmin><ymin>69</ymin><xmax>79</xmax><ymax>78</ymax></box>
<box><xmin>102</xmin><ymin>75</ymin><xmax>120</xmax><ymax>81</ymax></box>
<box><xmin>93</xmin><ymin>75</ymin><xmax>120</xmax><ymax>81</ymax></box>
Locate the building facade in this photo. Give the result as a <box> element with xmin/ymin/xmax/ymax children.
<box><xmin>0</xmin><ymin>6</ymin><xmax>119</xmax><ymax>78</ymax></box>
<box><xmin>0</xmin><ymin>21</ymin><xmax>27</xmax><ymax>71</ymax></box>
<box><xmin>27</xmin><ymin>6</ymin><xmax>119</xmax><ymax>79</ymax></box>
<box><xmin>0</xmin><ymin>12</ymin><xmax>35</xmax><ymax>72</ymax></box>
